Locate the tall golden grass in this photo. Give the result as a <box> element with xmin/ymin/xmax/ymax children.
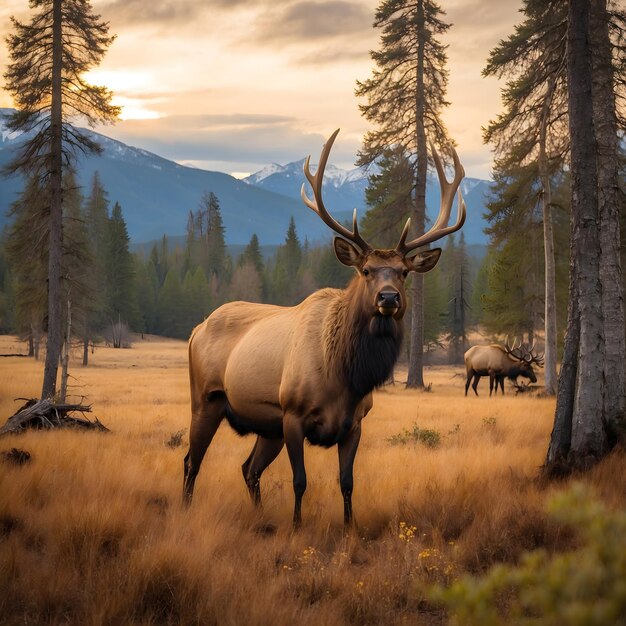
<box><xmin>0</xmin><ymin>334</ymin><xmax>624</xmax><ymax>625</ymax></box>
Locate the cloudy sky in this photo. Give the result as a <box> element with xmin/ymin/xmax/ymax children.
<box><xmin>0</xmin><ymin>0</ymin><xmax>524</xmax><ymax>179</ymax></box>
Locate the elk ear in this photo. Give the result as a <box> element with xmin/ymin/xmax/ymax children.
<box><xmin>334</xmin><ymin>237</ymin><xmax>363</xmax><ymax>267</ymax></box>
<box><xmin>406</xmin><ymin>248</ymin><xmax>442</xmax><ymax>273</ymax></box>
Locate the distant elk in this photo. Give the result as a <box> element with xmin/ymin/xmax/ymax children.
<box><xmin>464</xmin><ymin>338</ymin><xmax>544</xmax><ymax>397</ymax></box>
<box><xmin>183</xmin><ymin>129</ymin><xmax>466</xmax><ymax>527</ymax></box>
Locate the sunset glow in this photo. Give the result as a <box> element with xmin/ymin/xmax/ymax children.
<box><xmin>111</xmin><ymin>96</ymin><xmax>163</xmax><ymax>121</ymax></box>
<box><xmin>0</xmin><ymin>0</ymin><xmax>523</xmax><ymax>177</ymax></box>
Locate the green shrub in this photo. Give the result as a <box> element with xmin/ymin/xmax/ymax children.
<box><xmin>428</xmin><ymin>484</ymin><xmax>626</xmax><ymax>625</ymax></box>
<box><xmin>387</xmin><ymin>423</ymin><xmax>441</xmax><ymax>448</ymax></box>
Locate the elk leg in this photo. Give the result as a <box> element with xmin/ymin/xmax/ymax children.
<box><xmin>241</xmin><ymin>436</ymin><xmax>284</xmax><ymax>506</ymax></box>
<box><xmin>183</xmin><ymin>395</ymin><xmax>225</xmax><ymax>505</ymax></box>
<box><xmin>498</xmin><ymin>376</ymin><xmax>505</xmax><ymax>395</ymax></box>
<box><xmin>284</xmin><ymin>416</ymin><xmax>306</xmax><ymax>528</ymax></box>
<box><xmin>472</xmin><ymin>374</ymin><xmax>480</xmax><ymax>396</ymax></box>
<box><xmin>338</xmin><ymin>423</ymin><xmax>362</xmax><ymax>528</ymax></box>
<box><xmin>489</xmin><ymin>373</ymin><xmax>496</xmax><ymax>397</ymax></box>
<box><xmin>465</xmin><ymin>370</ymin><xmax>473</xmax><ymax>396</ymax></box>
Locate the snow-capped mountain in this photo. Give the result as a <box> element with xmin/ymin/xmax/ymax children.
<box><xmin>0</xmin><ymin>110</ymin><xmax>341</xmax><ymax>245</ymax></box>
<box><xmin>0</xmin><ymin>108</ymin><xmax>492</xmax><ymax>247</ymax></box>
<box><xmin>245</xmin><ymin>159</ymin><xmax>492</xmax><ymax>246</ymax></box>
<box><xmin>247</xmin><ymin>159</ymin><xmax>370</xmax><ymax>188</ymax></box>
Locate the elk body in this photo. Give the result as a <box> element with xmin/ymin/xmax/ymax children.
<box><xmin>464</xmin><ymin>339</ymin><xmax>544</xmax><ymax>397</ymax></box>
<box><xmin>183</xmin><ymin>129</ymin><xmax>466</xmax><ymax>527</ymax></box>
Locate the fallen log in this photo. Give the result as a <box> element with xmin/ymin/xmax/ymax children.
<box><xmin>0</xmin><ymin>398</ymin><xmax>109</xmax><ymax>436</ymax></box>
<box><xmin>512</xmin><ymin>381</ymin><xmax>542</xmax><ymax>395</ymax></box>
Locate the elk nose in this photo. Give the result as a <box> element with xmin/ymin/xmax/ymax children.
<box><xmin>377</xmin><ymin>291</ymin><xmax>400</xmax><ymax>308</ymax></box>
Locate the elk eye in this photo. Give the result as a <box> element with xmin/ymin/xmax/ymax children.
<box><xmin>362</xmin><ymin>268</ymin><xmax>370</xmax><ymax>276</ymax></box>
<box><xmin>402</xmin><ymin>269</ymin><xmax>409</xmax><ymax>278</ymax></box>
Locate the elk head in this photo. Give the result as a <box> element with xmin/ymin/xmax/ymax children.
<box><xmin>301</xmin><ymin>129</ymin><xmax>466</xmax><ymax>324</ymax></box>
<box><xmin>504</xmin><ymin>336</ymin><xmax>544</xmax><ymax>383</ymax></box>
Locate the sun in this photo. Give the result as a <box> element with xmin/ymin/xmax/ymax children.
<box><xmin>82</xmin><ymin>69</ymin><xmax>163</xmax><ymax>120</ymax></box>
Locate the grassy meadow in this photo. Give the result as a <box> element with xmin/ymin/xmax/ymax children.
<box><xmin>0</xmin><ymin>334</ymin><xmax>624</xmax><ymax>625</ymax></box>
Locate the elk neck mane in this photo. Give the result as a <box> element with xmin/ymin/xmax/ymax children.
<box><xmin>322</xmin><ymin>277</ymin><xmax>403</xmax><ymax>397</ymax></box>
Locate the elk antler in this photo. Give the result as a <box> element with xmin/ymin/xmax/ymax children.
<box><xmin>531</xmin><ymin>351</ymin><xmax>545</xmax><ymax>367</ymax></box>
<box><xmin>395</xmin><ymin>142</ymin><xmax>466</xmax><ymax>257</ymax></box>
<box><xmin>522</xmin><ymin>341</ymin><xmax>545</xmax><ymax>367</ymax></box>
<box><xmin>301</xmin><ymin>129</ymin><xmax>372</xmax><ymax>253</ymax></box>
<box><xmin>504</xmin><ymin>336</ymin><xmax>525</xmax><ymax>361</ymax></box>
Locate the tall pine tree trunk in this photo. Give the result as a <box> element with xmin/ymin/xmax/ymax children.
<box><xmin>591</xmin><ymin>0</ymin><xmax>625</xmax><ymax>432</ymax></box>
<box><xmin>547</xmin><ymin>0</ymin><xmax>607</xmax><ymax>469</ymax></box>
<box><xmin>407</xmin><ymin>0</ymin><xmax>427</xmax><ymax>389</ymax></box>
<box><xmin>539</xmin><ymin>74</ymin><xmax>558</xmax><ymax>396</ymax></box>
<box><xmin>41</xmin><ymin>0</ymin><xmax>64</xmax><ymax>399</ymax></box>
<box><xmin>82</xmin><ymin>322</ymin><xmax>89</xmax><ymax>366</ymax></box>
<box><xmin>60</xmin><ymin>293</ymin><xmax>72</xmax><ymax>403</ymax></box>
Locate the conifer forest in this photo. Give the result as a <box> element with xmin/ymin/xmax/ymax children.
<box><xmin>0</xmin><ymin>0</ymin><xmax>625</xmax><ymax>624</ymax></box>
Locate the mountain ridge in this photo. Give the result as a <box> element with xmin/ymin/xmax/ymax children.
<box><xmin>0</xmin><ymin>109</ymin><xmax>491</xmax><ymax>247</ymax></box>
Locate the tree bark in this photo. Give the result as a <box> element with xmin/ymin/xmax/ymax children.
<box><xmin>590</xmin><ymin>0</ymin><xmax>625</xmax><ymax>433</ymax></box>
<box><xmin>539</xmin><ymin>74</ymin><xmax>559</xmax><ymax>396</ymax></box>
<box><xmin>60</xmin><ymin>293</ymin><xmax>71</xmax><ymax>403</ymax></box>
<box><xmin>407</xmin><ymin>0</ymin><xmax>427</xmax><ymax>389</ymax></box>
<box><xmin>547</xmin><ymin>0</ymin><xmax>607</xmax><ymax>469</ymax></box>
<box><xmin>41</xmin><ymin>0</ymin><xmax>64</xmax><ymax>399</ymax></box>
<box><xmin>568</xmin><ymin>0</ymin><xmax>606</xmax><ymax>459</ymax></box>
<box><xmin>547</xmin><ymin>297</ymin><xmax>579</xmax><ymax>463</ymax></box>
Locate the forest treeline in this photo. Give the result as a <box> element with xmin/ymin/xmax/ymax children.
<box><xmin>0</xmin><ymin>164</ymin><xmax>576</xmax><ymax>361</ymax></box>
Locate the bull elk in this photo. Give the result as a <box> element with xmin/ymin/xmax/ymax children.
<box><xmin>464</xmin><ymin>338</ymin><xmax>544</xmax><ymax>397</ymax></box>
<box><xmin>183</xmin><ymin>129</ymin><xmax>466</xmax><ymax>527</ymax></box>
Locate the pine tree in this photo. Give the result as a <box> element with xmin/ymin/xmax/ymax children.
<box><xmin>590</xmin><ymin>0</ymin><xmax>626</xmax><ymax>430</ymax></box>
<box><xmin>5</xmin><ymin>177</ymin><xmax>49</xmax><ymax>357</ymax></box>
<box><xmin>0</xmin><ymin>231</ymin><xmax>15</xmax><ymax>335</ymax></box>
<box><xmin>103</xmin><ymin>201</ymin><xmax>137</xmax><ymax>334</ymax></box>
<box><xmin>444</xmin><ymin>233</ymin><xmax>472</xmax><ymax>364</ymax></box>
<box><xmin>271</xmin><ymin>218</ymin><xmax>303</xmax><ymax>305</ymax></box>
<box><xmin>239</xmin><ymin>233</ymin><xmax>264</xmax><ymax>275</ymax></box>
<box><xmin>3</xmin><ymin>0</ymin><xmax>119</xmax><ymax>398</ymax></box>
<box><xmin>480</xmin><ymin>162</ymin><xmax>545</xmax><ymax>340</ymax></box>
<box><xmin>82</xmin><ymin>171</ymin><xmax>109</xmax><ymax>362</ymax></box>
<box><xmin>190</xmin><ymin>266</ymin><xmax>211</xmax><ymax>321</ymax></box>
<box><xmin>159</xmin><ymin>235</ymin><xmax>170</xmax><ymax>286</ymax></box>
<box><xmin>59</xmin><ymin>170</ymin><xmax>91</xmax><ymax>399</ymax></box>
<box><xmin>135</xmin><ymin>255</ymin><xmax>159</xmax><ymax>335</ymax></box>
<box><xmin>483</xmin><ymin>0</ymin><xmax>568</xmax><ymax>394</ymax></box>
<box><xmin>283</xmin><ymin>217</ymin><xmax>302</xmax><ymax>281</ymax></box>
<box><xmin>422</xmin><ymin>265</ymin><xmax>447</xmax><ymax>354</ymax></box>
<box><xmin>356</xmin><ymin>0</ymin><xmax>452</xmax><ymax>388</ymax></box>
<box><xmin>313</xmin><ymin>242</ymin><xmax>353</xmax><ymax>289</ymax></box>
<box><xmin>157</xmin><ymin>269</ymin><xmax>185</xmax><ymax>339</ymax></box>
<box><xmin>470</xmin><ymin>253</ymin><xmax>491</xmax><ymax>328</ymax></box>
<box><xmin>547</xmin><ymin>0</ymin><xmax>626</xmax><ymax>469</ymax></box>
<box><xmin>204</xmin><ymin>192</ymin><xmax>227</xmax><ymax>281</ymax></box>
<box><xmin>360</xmin><ymin>145</ymin><xmax>414</xmax><ymax>248</ymax></box>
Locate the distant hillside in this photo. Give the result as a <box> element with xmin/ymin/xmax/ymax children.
<box><xmin>1</xmin><ymin>109</ymin><xmax>492</xmax><ymax>247</ymax></box>
<box><xmin>0</xmin><ymin>110</ymin><xmax>341</xmax><ymax>245</ymax></box>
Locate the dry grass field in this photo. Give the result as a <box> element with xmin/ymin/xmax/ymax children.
<box><xmin>0</xmin><ymin>334</ymin><xmax>624</xmax><ymax>625</ymax></box>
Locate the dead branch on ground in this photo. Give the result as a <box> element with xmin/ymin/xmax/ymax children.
<box><xmin>0</xmin><ymin>398</ymin><xmax>109</xmax><ymax>436</ymax></box>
